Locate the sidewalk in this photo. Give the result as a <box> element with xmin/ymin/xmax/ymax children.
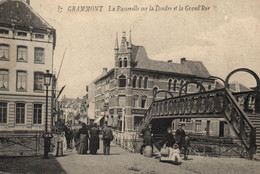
<box><xmin>0</xmin><ymin>142</ymin><xmax>259</xmax><ymax>174</ymax></box>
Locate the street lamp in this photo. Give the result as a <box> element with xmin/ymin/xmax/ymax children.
<box><xmin>43</xmin><ymin>70</ymin><xmax>52</xmax><ymax>159</ymax></box>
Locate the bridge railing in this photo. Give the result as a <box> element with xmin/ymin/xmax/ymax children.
<box><xmin>224</xmin><ymin>89</ymin><xmax>256</xmax><ymax>158</ymax></box>
<box><xmin>113</xmin><ymin>130</ymin><xmax>140</xmax><ymax>153</ymax></box>
<box><xmin>139</xmin><ymin>88</ymin><xmax>226</xmax><ymax>130</ymax></box>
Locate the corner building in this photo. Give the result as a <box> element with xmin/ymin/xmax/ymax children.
<box><xmin>0</xmin><ymin>0</ymin><xmax>56</xmax><ymax>132</ymax></box>
<box><xmin>92</xmin><ymin>32</ymin><xmax>213</xmax><ymax>131</ymax></box>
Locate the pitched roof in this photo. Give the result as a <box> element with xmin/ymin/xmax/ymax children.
<box><xmin>131</xmin><ymin>44</ymin><xmax>210</xmax><ymax>78</ymax></box>
<box><xmin>0</xmin><ymin>0</ymin><xmax>53</xmax><ymax>30</ymax></box>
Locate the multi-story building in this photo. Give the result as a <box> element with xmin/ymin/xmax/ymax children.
<box><xmin>88</xmin><ymin>31</ymin><xmax>214</xmax><ymax>131</ymax></box>
<box><xmin>0</xmin><ymin>0</ymin><xmax>56</xmax><ymax>132</ymax></box>
<box><xmin>60</xmin><ymin>96</ymin><xmax>87</xmax><ymax>125</ymax></box>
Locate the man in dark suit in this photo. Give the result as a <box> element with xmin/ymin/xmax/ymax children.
<box><xmin>175</xmin><ymin>124</ymin><xmax>187</xmax><ymax>159</ymax></box>
<box><xmin>102</xmin><ymin>123</ymin><xmax>113</xmax><ymax>155</ymax></box>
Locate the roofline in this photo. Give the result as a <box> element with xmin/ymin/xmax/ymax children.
<box><xmin>0</xmin><ymin>0</ymin><xmax>54</xmax><ymax>29</ymax></box>
<box><xmin>93</xmin><ymin>68</ymin><xmax>115</xmax><ymax>84</ymax></box>
<box><xmin>132</xmin><ymin>67</ymin><xmax>210</xmax><ymax>79</ymax></box>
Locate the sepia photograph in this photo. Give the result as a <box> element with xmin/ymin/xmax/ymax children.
<box><xmin>0</xmin><ymin>0</ymin><xmax>260</xmax><ymax>173</ymax></box>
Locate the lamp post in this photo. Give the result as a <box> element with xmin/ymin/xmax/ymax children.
<box><xmin>43</xmin><ymin>70</ymin><xmax>52</xmax><ymax>159</ymax></box>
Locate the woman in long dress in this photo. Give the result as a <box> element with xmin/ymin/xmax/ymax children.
<box><xmin>78</xmin><ymin>123</ymin><xmax>89</xmax><ymax>154</ymax></box>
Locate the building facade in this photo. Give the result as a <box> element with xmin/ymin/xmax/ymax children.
<box><xmin>0</xmin><ymin>0</ymin><xmax>56</xmax><ymax>132</ymax></box>
<box><xmin>89</xmin><ymin>31</ymin><xmax>216</xmax><ymax>131</ymax></box>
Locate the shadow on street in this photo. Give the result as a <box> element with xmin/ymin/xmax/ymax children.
<box><xmin>0</xmin><ymin>154</ymin><xmax>67</xmax><ymax>174</ymax></box>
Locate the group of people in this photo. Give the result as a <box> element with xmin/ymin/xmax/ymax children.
<box><xmin>74</xmin><ymin>122</ymin><xmax>113</xmax><ymax>155</ymax></box>
<box><xmin>141</xmin><ymin>124</ymin><xmax>190</xmax><ymax>160</ymax></box>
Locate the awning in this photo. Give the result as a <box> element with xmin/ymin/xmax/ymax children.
<box><xmin>94</xmin><ymin>116</ymin><xmax>104</xmax><ymax>124</ymax></box>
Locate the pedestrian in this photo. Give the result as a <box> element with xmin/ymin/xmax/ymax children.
<box><xmin>140</xmin><ymin>124</ymin><xmax>153</xmax><ymax>155</ymax></box>
<box><xmin>73</xmin><ymin>129</ymin><xmax>80</xmax><ymax>151</ymax></box>
<box><xmin>64</xmin><ymin>122</ymin><xmax>73</xmax><ymax>149</ymax></box>
<box><xmin>89</xmin><ymin>123</ymin><xmax>100</xmax><ymax>155</ymax></box>
<box><xmin>78</xmin><ymin>123</ymin><xmax>89</xmax><ymax>154</ymax></box>
<box><xmin>161</xmin><ymin>127</ymin><xmax>175</xmax><ymax>148</ymax></box>
<box><xmin>175</xmin><ymin>124</ymin><xmax>187</xmax><ymax>159</ymax></box>
<box><xmin>102</xmin><ymin>123</ymin><xmax>113</xmax><ymax>155</ymax></box>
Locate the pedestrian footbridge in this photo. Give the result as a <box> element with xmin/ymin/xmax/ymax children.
<box><xmin>139</xmin><ymin>68</ymin><xmax>260</xmax><ymax>159</ymax></box>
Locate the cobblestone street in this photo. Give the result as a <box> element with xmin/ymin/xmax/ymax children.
<box><xmin>0</xmin><ymin>142</ymin><xmax>259</xmax><ymax>174</ymax></box>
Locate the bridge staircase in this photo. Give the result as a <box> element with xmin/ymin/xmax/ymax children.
<box><xmin>139</xmin><ymin>87</ymin><xmax>260</xmax><ymax>159</ymax></box>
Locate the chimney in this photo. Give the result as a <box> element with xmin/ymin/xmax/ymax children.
<box><xmin>25</xmin><ymin>0</ymin><xmax>30</xmax><ymax>5</ymax></box>
<box><xmin>103</xmin><ymin>67</ymin><xmax>108</xmax><ymax>74</ymax></box>
<box><xmin>181</xmin><ymin>58</ymin><xmax>186</xmax><ymax>64</ymax></box>
<box><xmin>167</xmin><ymin>60</ymin><xmax>172</xmax><ymax>63</ymax></box>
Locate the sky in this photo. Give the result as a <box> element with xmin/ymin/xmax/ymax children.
<box><xmin>29</xmin><ymin>0</ymin><xmax>260</xmax><ymax>98</ymax></box>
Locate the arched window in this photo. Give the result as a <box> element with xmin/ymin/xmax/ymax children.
<box><xmin>144</xmin><ymin>77</ymin><xmax>148</xmax><ymax>89</ymax></box>
<box><xmin>168</xmin><ymin>79</ymin><xmax>172</xmax><ymax>91</ymax></box>
<box><xmin>153</xmin><ymin>87</ymin><xmax>158</xmax><ymax>96</ymax></box>
<box><xmin>119</xmin><ymin>58</ymin><xmax>122</xmax><ymax>67</ymax></box>
<box><xmin>138</xmin><ymin>76</ymin><xmax>143</xmax><ymax>88</ymax></box>
<box><xmin>124</xmin><ymin>58</ymin><xmax>127</xmax><ymax>67</ymax></box>
<box><xmin>119</xmin><ymin>75</ymin><xmax>126</xmax><ymax>87</ymax></box>
<box><xmin>173</xmin><ymin>79</ymin><xmax>177</xmax><ymax>91</ymax></box>
<box><xmin>132</xmin><ymin>76</ymin><xmax>137</xmax><ymax>88</ymax></box>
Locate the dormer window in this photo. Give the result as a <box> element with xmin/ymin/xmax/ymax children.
<box><xmin>35</xmin><ymin>34</ymin><xmax>44</xmax><ymax>39</ymax></box>
<box><xmin>0</xmin><ymin>29</ymin><xmax>9</xmax><ymax>35</ymax></box>
<box><xmin>17</xmin><ymin>32</ymin><xmax>27</xmax><ymax>37</ymax></box>
<box><xmin>17</xmin><ymin>46</ymin><xmax>28</xmax><ymax>62</ymax></box>
<box><xmin>0</xmin><ymin>44</ymin><xmax>9</xmax><ymax>60</ymax></box>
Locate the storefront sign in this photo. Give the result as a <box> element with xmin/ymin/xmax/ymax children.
<box><xmin>131</xmin><ymin>109</ymin><xmax>147</xmax><ymax>114</ymax></box>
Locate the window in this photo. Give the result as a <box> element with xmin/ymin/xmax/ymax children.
<box><xmin>153</xmin><ymin>87</ymin><xmax>158</xmax><ymax>97</ymax></box>
<box><xmin>17</xmin><ymin>46</ymin><xmax>28</xmax><ymax>62</ymax></box>
<box><xmin>168</xmin><ymin>79</ymin><xmax>172</xmax><ymax>91</ymax></box>
<box><xmin>144</xmin><ymin>77</ymin><xmax>148</xmax><ymax>89</ymax></box>
<box><xmin>17</xmin><ymin>71</ymin><xmax>27</xmax><ymax>91</ymax></box>
<box><xmin>0</xmin><ymin>70</ymin><xmax>8</xmax><ymax>89</ymax></box>
<box><xmin>141</xmin><ymin>96</ymin><xmax>147</xmax><ymax>108</ymax></box>
<box><xmin>132</xmin><ymin>76</ymin><xmax>137</xmax><ymax>88</ymax></box>
<box><xmin>35</xmin><ymin>34</ymin><xmax>44</xmax><ymax>39</ymax></box>
<box><xmin>17</xmin><ymin>32</ymin><xmax>27</xmax><ymax>37</ymax></box>
<box><xmin>34</xmin><ymin>72</ymin><xmax>44</xmax><ymax>91</ymax></box>
<box><xmin>173</xmin><ymin>79</ymin><xmax>177</xmax><ymax>91</ymax></box>
<box><xmin>0</xmin><ymin>44</ymin><xmax>9</xmax><ymax>60</ymax></box>
<box><xmin>0</xmin><ymin>29</ymin><xmax>9</xmax><ymax>35</ymax></box>
<box><xmin>124</xmin><ymin>58</ymin><xmax>127</xmax><ymax>67</ymax></box>
<box><xmin>138</xmin><ymin>76</ymin><xmax>143</xmax><ymax>88</ymax></box>
<box><xmin>118</xmin><ymin>95</ymin><xmax>126</xmax><ymax>107</ymax></box>
<box><xmin>16</xmin><ymin>103</ymin><xmax>25</xmax><ymax>124</ymax></box>
<box><xmin>119</xmin><ymin>75</ymin><xmax>126</xmax><ymax>87</ymax></box>
<box><xmin>133</xmin><ymin>95</ymin><xmax>139</xmax><ymax>107</ymax></box>
<box><xmin>119</xmin><ymin>58</ymin><xmax>122</xmax><ymax>67</ymax></box>
<box><xmin>0</xmin><ymin>102</ymin><xmax>7</xmax><ymax>123</ymax></box>
<box><xmin>195</xmin><ymin>120</ymin><xmax>202</xmax><ymax>132</ymax></box>
<box><xmin>33</xmin><ymin>104</ymin><xmax>42</xmax><ymax>124</ymax></box>
<box><xmin>34</xmin><ymin>47</ymin><xmax>45</xmax><ymax>63</ymax></box>
<box><xmin>208</xmin><ymin>84</ymin><xmax>212</xmax><ymax>90</ymax></box>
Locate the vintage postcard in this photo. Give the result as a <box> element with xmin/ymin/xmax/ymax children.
<box><xmin>0</xmin><ymin>0</ymin><xmax>259</xmax><ymax>173</ymax></box>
